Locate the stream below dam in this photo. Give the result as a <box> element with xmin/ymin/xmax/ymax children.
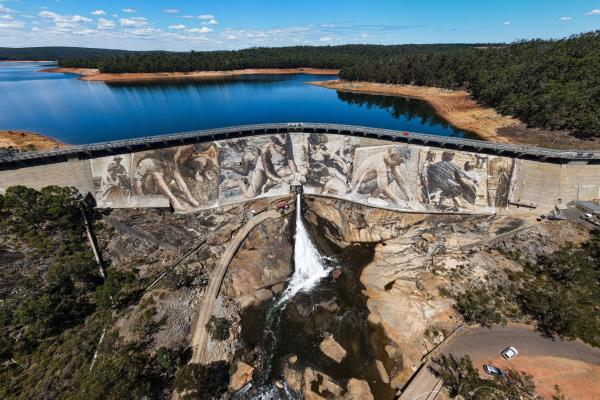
<box><xmin>233</xmin><ymin>196</ymin><xmax>396</xmax><ymax>399</ymax></box>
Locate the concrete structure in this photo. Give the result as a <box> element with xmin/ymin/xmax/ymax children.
<box><xmin>1</xmin><ymin>123</ymin><xmax>600</xmax><ymax>215</ymax></box>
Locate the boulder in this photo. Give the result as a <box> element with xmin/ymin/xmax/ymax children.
<box><xmin>228</xmin><ymin>362</ymin><xmax>254</xmax><ymax>392</ymax></box>
<box><xmin>375</xmin><ymin>359</ymin><xmax>390</xmax><ymax>384</ymax></box>
<box><xmin>254</xmin><ymin>288</ymin><xmax>274</xmax><ymax>303</ymax></box>
<box><xmin>284</xmin><ymin>366</ymin><xmax>302</xmax><ymax>393</ymax></box>
<box><xmin>303</xmin><ymin>368</ymin><xmax>326</xmax><ymax>400</ymax></box>
<box><xmin>318</xmin><ymin>374</ymin><xmax>343</xmax><ymax>397</ymax></box>
<box><xmin>271</xmin><ymin>283</ymin><xmax>285</xmax><ymax>294</ymax></box>
<box><xmin>345</xmin><ymin>379</ymin><xmax>374</xmax><ymax>400</ymax></box>
<box><xmin>319</xmin><ymin>336</ymin><xmax>347</xmax><ymax>363</ymax></box>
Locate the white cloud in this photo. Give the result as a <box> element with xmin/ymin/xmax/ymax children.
<box><xmin>1</xmin><ymin>14</ymin><xmax>12</xmax><ymax>20</ymax></box>
<box><xmin>319</xmin><ymin>36</ymin><xmax>333</xmax><ymax>42</ymax></box>
<box><xmin>503</xmin><ymin>21</ymin><xmax>511</xmax><ymax>25</ymax></box>
<box><xmin>97</xmin><ymin>18</ymin><xmax>115</xmax><ymax>30</ymax></box>
<box><xmin>560</xmin><ymin>16</ymin><xmax>572</xmax><ymax>21</ymax></box>
<box><xmin>182</xmin><ymin>14</ymin><xmax>215</xmax><ymax>20</ymax></box>
<box><xmin>72</xmin><ymin>15</ymin><xmax>92</xmax><ymax>23</ymax></box>
<box><xmin>122</xmin><ymin>8</ymin><xmax>137</xmax><ymax>14</ymax></box>
<box><xmin>169</xmin><ymin>24</ymin><xmax>186</xmax><ymax>30</ymax></box>
<box><xmin>91</xmin><ymin>10</ymin><xmax>106</xmax><ymax>16</ymax></box>
<box><xmin>585</xmin><ymin>9</ymin><xmax>600</xmax><ymax>15</ymax></box>
<box><xmin>163</xmin><ymin>9</ymin><xmax>179</xmax><ymax>14</ymax></box>
<box><xmin>120</xmin><ymin>17</ymin><xmax>147</xmax><ymax>27</ymax></box>
<box><xmin>0</xmin><ymin>4</ymin><xmax>11</xmax><ymax>14</ymax></box>
<box><xmin>0</xmin><ymin>19</ymin><xmax>23</xmax><ymax>29</ymax></box>
<box><xmin>321</xmin><ymin>24</ymin><xmax>336</xmax><ymax>28</ymax></box>
<box><xmin>189</xmin><ymin>26</ymin><xmax>212</xmax><ymax>33</ymax></box>
<box><xmin>205</xmin><ymin>19</ymin><xmax>218</xmax><ymax>25</ymax></box>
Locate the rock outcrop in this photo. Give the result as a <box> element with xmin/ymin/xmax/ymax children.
<box><xmin>222</xmin><ymin>216</ymin><xmax>293</xmax><ymax>308</ymax></box>
<box><xmin>319</xmin><ymin>336</ymin><xmax>347</xmax><ymax>363</ymax></box>
<box><xmin>229</xmin><ymin>362</ymin><xmax>255</xmax><ymax>391</ymax></box>
<box><xmin>345</xmin><ymin>379</ymin><xmax>374</xmax><ymax>400</ymax></box>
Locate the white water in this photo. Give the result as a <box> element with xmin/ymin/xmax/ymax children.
<box><xmin>277</xmin><ymin>194</ymin><xmax>330</xmax><ymax>305</ymax></box>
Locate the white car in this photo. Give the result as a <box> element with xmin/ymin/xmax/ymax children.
<box><xmin>501</xmin><ymin>346</ymin><xmax>518</xmax><ymax>360</ymax></box>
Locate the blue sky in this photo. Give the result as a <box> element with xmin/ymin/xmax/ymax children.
<box><xmin>1</xmin><ymin>0</ymin><xmax>600</xmax><ymax>50</ymax></box>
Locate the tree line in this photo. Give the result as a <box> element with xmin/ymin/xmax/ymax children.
<box><xmin>341</xmin><ymin>31</ymin><xmax>600</xmax><ymax>138</ymax></box>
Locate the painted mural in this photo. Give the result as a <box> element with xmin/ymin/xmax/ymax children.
<box><xmin>88</xmin><ymin>133</ymin><xmax>515</xmax><ymax>214</ymax></box>
<box><xmin>301</xmin><ymin>133</ymin><xmax>358</xmax><ymax>197</ymax></box>
<box><xmin>350</xmin><ymin>144</ymin><xmax>420</xmax><ymax>210</ymax></box>
<box><xmin>91</xmin><ymin>143</ymin><xmax>219</xmax><ymax>211</ymax></box>
<box><xmin>219</xmin><ymin>133</ymin><xmax>303</xmax><ymax>206</ymax></box>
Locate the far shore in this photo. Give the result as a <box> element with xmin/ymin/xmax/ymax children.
<box><xmin>309</xmin><ymin>80</ymin><xmax>600</xmax><ymax>149</ymax></box>
<box><xmin>41</xmin><ymin>67</ymin><xmax>340</xmax><ymax>82</ymax></box>
<box><xmin>309</xmin><ymin>80</ymin><xmax>518</xmax><ymax>144</ymax></box>
<box><xmin>0</xmin><ymin>130</ymin><xmax>66</xmax><ymax>151</ymax></box>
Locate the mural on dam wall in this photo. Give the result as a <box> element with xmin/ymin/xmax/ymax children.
<box><xmin>219</xmin><ymin>133</ymin><xmax>304</xmax><ymax>206</ymax></box>
<box><xmin>85</xmin><ymin>133</ymin><xmax>515</xmax><ymax>214</ymax></box>
<box><xmin>350</xmin><ymin>144</ymin><xmax>420</xmax><ymax>210</ymax></box>
<box><xmin>91</xmin><ymin>143</ymin><xmax>220</xmax><ymax>211</ymax></box>
<box><xmin>301</xmin><ymin>133</ymin><xmax>359</xmax><ymax>197</ymax></box>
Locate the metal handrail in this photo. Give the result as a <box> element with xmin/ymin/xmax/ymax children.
<box><xmin>2</xmin><ymin>123</ymin><xmax>599</xmax><ymax>169</ymax></box>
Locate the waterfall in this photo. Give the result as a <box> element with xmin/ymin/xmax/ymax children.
<box><xmin>250</xmin><ymin>194</ymin><xmax>330</xmax><ymax>397</ymax></box>
<box><xmin>277</xmin><ymin>194</ymin><xmax>330</xmax><ymax>305</ymax></box>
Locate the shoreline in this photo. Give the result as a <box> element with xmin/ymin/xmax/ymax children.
<box><xmin>309</xmin><ymin>80</ymin><xmax>518</xmax><ymax>143</ymax></box>
<box><xmin>0</xmin><ymin>130</ymin><xmax>66</xmax><ymax>151</ymax></box>
<box><xmin>41</xmin><ymin>67</ymin><xmax>340</xmax><ymax>82</ymax></box>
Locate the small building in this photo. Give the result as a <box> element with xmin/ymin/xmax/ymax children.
<box><xmin>572</xmin><ymin>200</ymin><xmax>600</xmax><ymax>215</ymax></box>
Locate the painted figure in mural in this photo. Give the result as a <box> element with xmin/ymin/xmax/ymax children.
<box><xmin>488</xmin><ymin>158</ymin><xmax>512</xmax><ymax>207</ymax></box>
<box><xmin>426</xmin><ymin>151</ymin><xmax>477</xmax><ymax>210</ymax></box>
<box><xmin>420</xmin><ymin>150</ymin><xmax>437</xmax><ymax>204</ymax></box>
<box><xmin>132</xmin><ymin>144</ymin><xmax>214</xmax><ymax>210</ymax></box>
<box><xmin>303</xmin><ymin>133</ymin><xmax>351</xmax><ymax>195</ymax></box>
<box><xmin>352</xmin><ymin>146</ymin><xmax>413</xmax><ymax>205</ymax></box>
<box><xmin>223</xmin><ymin>134</ymin><xmax>299</xmax><ymax>198</ymax></box>
<box><xmin>99</xmin><ymin>155</ymin><xmax>131</xmax><ymax>204</ymax></box>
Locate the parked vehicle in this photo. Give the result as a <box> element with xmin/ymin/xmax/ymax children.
<box><xmin>483</xmin><ymin>364</ymin><xmax>506</xmax><ymax>378</ymax></box>
<box><xmin>501</xmin><ymin>346</ymin><xmax>518</xmax><ymax>359</ymax></box>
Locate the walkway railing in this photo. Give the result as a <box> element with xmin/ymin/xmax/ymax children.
<box><xmin>2</xmin><ymin>123</ymin><xmax>600</xmax><ymax>170</ymax></box>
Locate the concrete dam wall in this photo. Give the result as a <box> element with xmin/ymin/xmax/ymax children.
<box><xmin>1</xmin><ymin>124</ymin><xmax>600</xmax><ymax>214</ymax></box>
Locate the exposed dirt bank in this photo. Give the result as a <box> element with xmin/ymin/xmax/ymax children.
<box><xmin>311</xmin><ymin>80</ymin><xmax>600</xmax><ymax>150</ymax></box>
<box><xmin>0</xmin><ymin>130</ymin><xmax>65</xmax><ymax>151</ymax></box>
<box><xmin>42</xmin><ymin>67</ymin><xmax>340</xmax><ymax>82</ymax></box>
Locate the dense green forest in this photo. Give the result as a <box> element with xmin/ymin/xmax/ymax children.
<box><xmin>0</xmin><ymin>46</ymin><xmax>136</xmax><ymax>61</ymax></box>
<box><xmin>55</xmin><ymin>44</ymin><xmax>478</xmax><ymax>72</ymax></box>
<box><xmin>341</xmin><ymin>31</ymin><xmax>600</xmax><ymax>138</ymax></box>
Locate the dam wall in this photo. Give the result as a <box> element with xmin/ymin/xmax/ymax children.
<box><xmin>1</xmin><ymin>124</ymin><xmax>599</xmax><ymax>215</ymax></box>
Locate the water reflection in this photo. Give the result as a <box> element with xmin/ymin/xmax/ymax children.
<box><xmin>0</xmin><ymin>62</ymin><xmax>476</xmax><ymax>144</ymax></box>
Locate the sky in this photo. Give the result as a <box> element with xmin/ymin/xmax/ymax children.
<box><xmin>1</xmin><ymin>0</ymin><xmax>600</xmax><ymax>51</ymax></box>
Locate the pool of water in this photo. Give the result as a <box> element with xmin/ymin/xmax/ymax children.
<box><xmin>0</xmin><ymin>62</ymin><xmax>476</xmax><ymax>145</ymax></box>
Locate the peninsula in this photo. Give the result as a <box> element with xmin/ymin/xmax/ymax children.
<box><xmin>42</xmin><ymin>67</ymin><xmax>340</xmax><ymax>82</ymax></box>
<box><xmin>0</xmin><ymin>130</ymin><xmax>64</xmax><ymax>151</ymax></box>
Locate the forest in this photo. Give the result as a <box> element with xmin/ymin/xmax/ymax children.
<box><xmin>341</xmin><ymin>31</ymin><xmax>600</xmax><ymax>138</ymax></box>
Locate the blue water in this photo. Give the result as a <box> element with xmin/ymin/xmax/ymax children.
<box><xmin>0</xmin><ymin>62</ymin><xmax>474</xmax><ymax>145</ymax></box>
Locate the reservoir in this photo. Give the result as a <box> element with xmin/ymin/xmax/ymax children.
<box><xmin>0</xmin><ymin>62</ymin><xmax>474</xmax><ymax>145</ymax></box>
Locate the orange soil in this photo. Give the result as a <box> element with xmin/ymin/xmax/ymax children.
<box><xmin>0</xmin><ymin>130</ymin><xmax>65</xmax><ymax>151</ymax></box>
<box><xmin>310</xmin><ymin>80</ymin><xmax>520</xmax><ymax>143</ymax></box>
<box><xmin>477</xmin><ymin>355</ymin><xmax>600</xmax><ymax>400</ymax></box>
<box><xmin>42</xmin><ymin>67</ymin><xmax>340</xmax><ymax>82</ymax></box>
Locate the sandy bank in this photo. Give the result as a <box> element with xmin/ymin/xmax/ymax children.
<box><xmin>310</xmin><ymin>80</ymin><xmax>517</xmax><ymax>143</ymax></box>
<box><xmin>42</xmin><ymin>67</ymin><xmax>340</xmax><ymax>82</ymax></box>
<box><xmin>310</xmin><ymin>80</ymin><xmax>600</xmax><ymax>150</ymax></box>
<box><xmin>0</xmin><ymin>130</ymin><xmax>65</xmax><ymax>151</ymax></box>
